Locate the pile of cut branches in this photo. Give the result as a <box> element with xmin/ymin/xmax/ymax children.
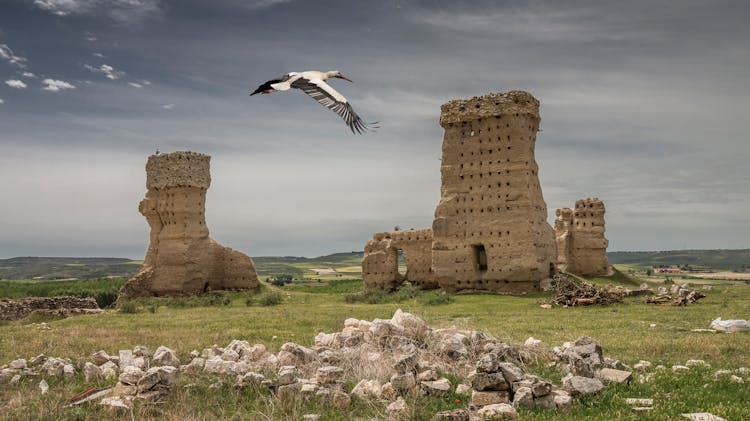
<box><xmin>549</xmin><ymin>275</ymin><xmax>625</xmax><ymax>306</ymax></box>
<box><xmin>646</xmin><ymin>289</ymin><xmax>705</xmax><ymax>306</ymax></box>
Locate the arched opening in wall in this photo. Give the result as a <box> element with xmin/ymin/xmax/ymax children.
<box><xmin>549</xmin><ymin>263</ymin><xmax>556</xmax><ymax>278</ymax></box>
<box><xmin>473</xmin><ymin>244</ymin><xmax>488</xmax><ymax>272</ymax></box>
<box><xmin>397</xmin><ymin>249</ymin><xmax>407</xmax><ymax>278</ymax></box>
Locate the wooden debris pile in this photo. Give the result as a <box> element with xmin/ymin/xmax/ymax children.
<box><xmin>549</xmin><ymin>275</ymin><xmax>625</xmax><ymax>306</ymax></box>
<box><xmin>646</xmin><ymin>287</ymin><xmax>705</xmax><ymax>306</ymax></box>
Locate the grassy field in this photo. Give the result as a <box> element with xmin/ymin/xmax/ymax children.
<box><xmin>1</xmin><ymin>275</ymin><xmax>749</xmax><ymax>420</ymax></box>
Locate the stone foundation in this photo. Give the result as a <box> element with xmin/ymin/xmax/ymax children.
<box><xmin>0</xmin><ymin>297</ymin><xmax>101</xmax><ymax>321</ymax></box>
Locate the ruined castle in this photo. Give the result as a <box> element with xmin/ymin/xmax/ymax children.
<box><xmin>120</xmin><ymin>151</ymin><xmax>258</xmax><ymax>298</ymax></box>
<box><xmin>363</xmin><ymin>91</ymin><xmax>558</xmax><ymax>293</ymax></box>
<box><xmin>555</xmin><ymin>198</ymin><xmax>609</xmax><ymax>276</ymax></box>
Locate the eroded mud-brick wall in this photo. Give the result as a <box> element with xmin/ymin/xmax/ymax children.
<box><xmin>120</xmin><ymin>151</ymin><xmax>258</xmax><ymax>298</ymax></box>
<box><xmin>556</xmin><ymin>198</ymin><xmax>609</xmax><ymax>276</ymax></box>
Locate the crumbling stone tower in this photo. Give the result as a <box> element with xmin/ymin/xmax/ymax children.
<box><xmin>120</xmin><ymin>151</ymin><xmax>258</xmax><ymax>298</ymax></box>
<box><xmin>555</xmin><ymin>198</ymin><xmax>609</xmax><ymax>275</ymax></box>
<box><xmin>431</xmin><ymin>91</ymin><xmax>556</xmax><ymax>293</ymax></box>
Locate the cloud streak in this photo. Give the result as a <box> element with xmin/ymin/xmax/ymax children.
<box><xmin>5</xmin><ymin>79</ymin><xmax>28</xmax><ymax>89</ymax></box>
<box><xmin>0</xmin><ymin>44</ymin><xmax>28</xmax><ymax>68</ymax></box>
<box><xmin>41</xmin><ymin>78</ymin><xmax>76</xmax><ymax>92</ymax></box>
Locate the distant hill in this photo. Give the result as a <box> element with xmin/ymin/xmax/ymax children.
<box><xmin>607</xmin><ymin>249</ymin><xmax>750</xmax><ymax>271</ymax></box>
<box><xmin>3</xmin><ymin>250</ymin><xmax>746</xmax><ymax>280</ymax></box>
<box><xmin>0</xmin><ymin>252</ymin><xmax>365</xmax><ymax>280</ymax></box>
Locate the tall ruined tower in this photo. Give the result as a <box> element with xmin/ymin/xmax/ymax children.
<box><xmin>120</xmin><ymin>151</ymin><xmax>258</xmax><ymax>298</ymax></box>
<box><xmin>431</xmin><ymin>91</ymin><xmax>556</xmax><ymax>293</ymax></box>
<box><xmin>555</xmin><ymin>198</ymin><xmax>609</xmax><ymax>275</ymax></box>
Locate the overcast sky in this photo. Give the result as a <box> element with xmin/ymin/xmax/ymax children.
<box><xmin>1</xmin><ymin>0</ymin><xmax>749</xmax><ymax>259</ymax></box>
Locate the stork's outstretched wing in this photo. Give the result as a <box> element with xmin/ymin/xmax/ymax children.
<box><xmin>290</xmin><ymin>77</ymin><xmax>375</xmax><ymax>134</ymax></box>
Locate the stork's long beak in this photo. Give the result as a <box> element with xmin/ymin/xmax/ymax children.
<box><xmin>337</xmin><ymin>74</ymin><xmax>353</xmax><ymax>83</ymax></box>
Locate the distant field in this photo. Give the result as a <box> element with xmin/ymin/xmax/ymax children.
<box><xmin>608</xmin><ymin>249</ymin><xmax>750</xmax><ymax>271</ymax></box>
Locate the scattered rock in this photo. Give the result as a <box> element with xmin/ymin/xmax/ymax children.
<box><xmin>390</xmin><ymin>372</ymin><xmax>417</xmax><ymax>394</ymax></box>
<box><xmin>455</xmin><ymin>383</ymin><xmax>471</xmax><ymax>395</ymax></box>
<box><xmin>597</xmin><ymin>368</ymin><xmax>632</xmax><ymax>384</ymax></box>
<box><xmin>235</xmin><ymin>372</ymin><xmax>265</xmax><ymax>388</ymax></box>
<box><xmin>471</xmin><ymin>390</ymin><xmax>510</xmax><ymax>407</ymax></box>
<box><xmin>38</xmin><ymin>379</ymin><xmax>49</xmax><ymax>395</ymax></box>
<box><xmin>91</xmin><ymin>350</ymin><xmax>111</xmax><ymax>366</ymax></box>
<box><xmin>386</xmin><ymin>397</ymin><xmax>408</xmax><ymax>414</ymax></box>
<box><xmin>470</xmin><ymin>371</ymin><xmax>508</xmax><ymax>391</ymax></box>
<box><xmin>302</xmin><ymin>415</ymin><xmax>321</xmax><ymax>421</ymax></box>
<box><xmin>511</xmin><ymin>386</ymin><xmax>533</xmax><ymax>408</ymax></box>
<box><xmin>626</xmin><ymin>398</ymin><xmax>654</xmax><ymax>406</ymax></box>
<box><xmin>633</xmin><ymin>360</ymin><xmax>652</xmax><ymax>371</ymax></box>
<box><xmin>316</xmin><ymin>366</ymin><xmax>344</xmax><ymax>384</ymax></box>
<box><xmin>9</xmin><ymin>359</ymin><xmax>27</xmax><ymax>370</ymax></box>
<box><xmin>351</xmin><ymin>379</ymin><xmax>382</xmax><ymax>400</ymax></box>
<box><xmin>119</xmin><ymin>366</ymin><xmax>145</xmax><ymax>385</ymax></box>
<box><xmin>477</xmin><ymin>403</ymin><xmax>518</xmax><ymax>421</ymax></box>
<box><xmin>729</xmin><ymin>375</ymin><xmax>743</xmax><ymax>384</ymax></box>
<box><xmin>83</xmin><ymin>362</ymin><xmax>102</xmax><ymax>382</ymax></box>
<box><xmin>100</xmin><ymin>396</ymin><xmax>132</xmax><ymax>410</ymax></box>
<box><xmin>672</xmin><ymin>365</ymin><xmax>690</xmax><ymax>372</ymax></box>
<box><xmin>421</xmin><ymin>378</ymin><xmax>451</xmax><ymax>396</ymax></box>
<box><xmin>562</xmin><ymin>375</ymin><xmax>605</xmax><ymax>396</ymax></box>
<box><xmin>686</xmin><ymin>360</ymin><xmax>708</xmax><ymax>367</ymax></box>
<box><xmin>277</xmin><ymin>366</ymin><xmax>298</xmax><ymax>386</ymax></box>
<box><xmin>681</xmin><ymin>413</ymin><xmax>727</xmax><ymax>421</ymax></box>
<box><xmin>433</xmin><ymin>409</ymin><xmax>470</xmax><ymax>421</ymax></box>
<box><xmin>153</xmin><ymin>346</ymin><xmax>180</xmax><ymax>367</ymax></box>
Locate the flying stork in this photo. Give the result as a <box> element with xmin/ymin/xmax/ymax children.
<box><xmin>250</xmin><ymin>70</ymin><xmax>376</xmax><ymax>134</ymax></box>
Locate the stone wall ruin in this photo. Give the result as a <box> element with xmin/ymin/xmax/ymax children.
<box><xmin>119</xmin><ymin>151</ymin><xmax>258</xmax><ymax>298</ymax></box>
<box><xmin>555</xmin><ymin>198</ymin><xmax>609</xmax><ymax>276</ymax></box>
<box><xmin>362</xmin><ymin>229</ymin><xmax>436</xmax><ymax>290</ymax></box>
<box><xmin>363</xmin><ymin>91</ymin><xmax>558</xmax><ymax>293</ymax></box>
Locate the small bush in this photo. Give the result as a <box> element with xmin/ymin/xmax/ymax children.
<box><xmin>344</xmin><ymin>288</ymin><xmax>389</xmax><ymax>304</ymax></box>
<box><xmin>119</xmin><ymin>301</ymin><xmax>139</xmax><ymax>314</ymax></box>
<box><xmin>419</xmin><ymin>291</ymin><xmax>455</xmax><ymax>306</ymax></box>
<box><xmin>257</xmin><ymin>291</ymin><xmax>283</xmax><ymax>306</ymax></box>
<box><xmin>344</xmin><ymin>283</ymin><xmax>423</xmax><ymax>304</ymax></box>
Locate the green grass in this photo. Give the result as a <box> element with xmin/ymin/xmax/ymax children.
<box><xmin>1</xmin><ymin>281</ymin><xmax>749</xmax><ymax>420</ymax></box>
<box><xmin>0</xmin><ymin>278</ymin><xmax>128</xmax><ymax>308</ymax></box>
<box><xmin>576</xmin><ymin>267</ymin><xmax>642</xmax><ymax>288</ymax></box>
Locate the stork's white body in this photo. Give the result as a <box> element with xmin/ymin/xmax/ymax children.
<box><xmin>250</xmin><ymin>69</ymin><xmax>373</xmax><ymax>134</ymax></box>
<box><xmin>270</xmin><ymin>71</ymin><xmax>348</xmax><ymax>103</ymax></box>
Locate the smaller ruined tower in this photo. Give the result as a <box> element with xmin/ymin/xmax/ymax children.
<box><xmin>120</xmin><ymin>151</ymin><xmax>258</xmax><ymax>298</ymax></box>
<box><xmin>555</xmin><ymin>198</ymin><xmax>609</xmax><ymax>276</ymax></box>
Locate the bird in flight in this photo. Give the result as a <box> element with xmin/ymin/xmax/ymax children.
<box><xmin>250</xmin><ymin>70</ymin><xmax>377</xmax><ymax>134</ymax></box>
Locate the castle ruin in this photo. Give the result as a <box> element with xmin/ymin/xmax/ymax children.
<box><xmin>362</xmin><ymin>91</ymin><xmax>557</xmax><ymax>293</ymax></box>
<box><xmin>119</xmin><ymin>151</ymin><xmax>258</xmax><ymax>298</ymax></box>
<box><xmin>555</xmin><ymin>198</ymin><xmax>609</xmax><ymax>276</ymax></box>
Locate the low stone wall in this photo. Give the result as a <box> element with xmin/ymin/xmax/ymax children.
<box><xmin>0</xmin><ymin>296</ymin><xmax>101</xmax><ymax>321</ymax></box>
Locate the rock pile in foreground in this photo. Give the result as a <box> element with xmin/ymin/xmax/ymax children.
<box><xmin>0</xmin><ymin>309</ymin><xmax>655</xmax><ymax>418</ymax></box>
